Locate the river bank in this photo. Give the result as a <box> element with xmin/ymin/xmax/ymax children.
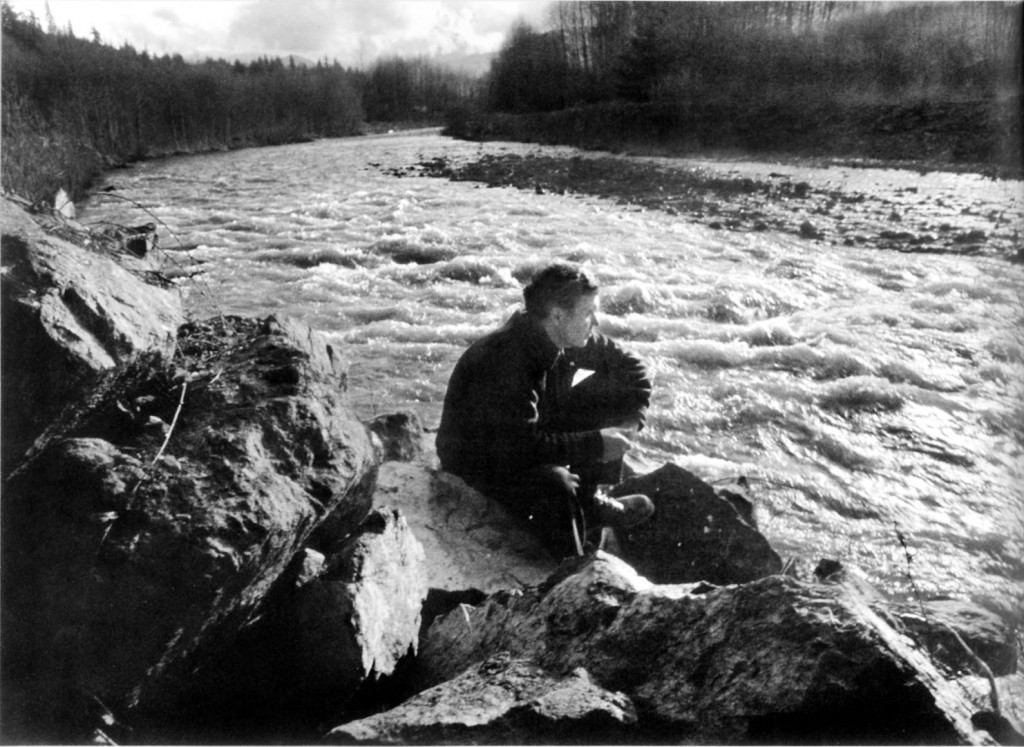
<box><xmin>387</xmin><ymin>148</ymin><xmax>1023</xmax><ymax>262</ymax></box>
<box><xmin>445</xmin><ymin>97</ymin><xmax>1023</xmax><ymax>180</ymax></box>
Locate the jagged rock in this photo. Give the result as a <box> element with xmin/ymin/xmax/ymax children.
<box><xmin>324</xmin><ymin>653</ymin><xmax>637</xmax><ymax>745</ymax></box>
<box><xmin>203</xmin><ymin>508</ymin><xmax>427</xmax><ymax>730</ymax></box>
<box><xmin>302</xmin><ymin>508</ymin><xmax>426</xmax><ymax>683</ymax></box>
<box><xmin>367</xmin><ymin>411</ymin><xmax>425</xmax><ymax>462</ymax></box>
<box><xmin>273</xmin><ymin>509</ymin><xmax>427</xmax><ymax>712</ymax></box>
<box><xmin>372</xmin><ymin>462</ymin><xmax>559</xmax><ymax>594</ymax></box>
<box><xmin>0</xmin><ymin>197</ymin><xmax>184</xmax><ymax>475</ymax></box>
<box><xmin>419</xmin><ymin>552</ymin><xmax>996</xmax><ymax>745</ymax></box>
<box><xmin>1</xmin><ymin>315</ymin><xmax>377</xmax><ymax>741</ymax></box>
<box><xmin>610</xmin><ymin>463</ymin><xmax>782</xmax><ymax>584</ymax></box>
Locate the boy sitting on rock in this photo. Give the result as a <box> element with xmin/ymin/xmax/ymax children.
<box><xmin>436</xmin><ymin>262</ymin><xmax>654</xmax><ymax>555</ymax></box>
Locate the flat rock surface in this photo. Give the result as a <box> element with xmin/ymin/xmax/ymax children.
<box><xmin>373</xmin><ymin>461</ymin><xmax>559</xmax><ymax>593</ymax></box>
<box><xmin>325</xmin><ymin>653</ymin><xmax>636</xmax><ymax>745</ymax></box>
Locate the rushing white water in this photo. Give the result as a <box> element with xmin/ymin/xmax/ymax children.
<box><xmin>80</xmin><ymin>129</ymin><xmax>1024</xmax><ymax>625</ymax></box>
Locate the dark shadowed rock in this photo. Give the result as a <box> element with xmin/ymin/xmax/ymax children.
<box><xmin>610</xmin><ymin>463</ymin><xmax>782</xmax><ymax>584</ymax></box>
<box><xmin>419</xmin><ymin>552</ymin><xmax>994</xmax><ymax>744</ymax></box>
<box><xmin>1</xmin><ymin>315</ymin><xmax>377</xmax><ymax>741</ymax></box>
<box><xmin>324</xmin><ymin>653</ymin><xmax>637</xmax><ymax>745</ymax></box>
<box><xmin>0</xmin><ymin>197</ymin><xmax>183</xmax><ymax>475</ymax></box>
<box><xmin>799</xmin><ymin>220</ymin><xmax>823</xmax><ymax>239</ymax></box>
<box><xmin>367</xmin><ymin>411</ymin><xmax>425</xmax><ymax>462</ymax></box>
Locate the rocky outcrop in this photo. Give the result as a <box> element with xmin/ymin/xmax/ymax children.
<box><xmin>0</xmin><ymin>197</ymin><xmax>184</xmax><ymax>475</ymax></box>
<box><xmin>1</xmin><ymin>314</ymin><xmax>377</xmax><ymax>739</ymax></box>
<box><xmin>417</xmin><ymin>552</ymin><xmax>996</xmax><ymax>745</ymax></box>
<box><xmin>325</xmin><ymin>653</ymin><xmax>637</xmax><ymax>744</ymax></box>
<box><xmin>611</xmin><ymin>463</ymin><xmax>782</xmax><ymax>584</ymax></box>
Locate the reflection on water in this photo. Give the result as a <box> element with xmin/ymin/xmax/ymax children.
<box><xmin>81</xmin><ymin>130</ymin><xmax>1024</xmax><ymax>623</ymax></box>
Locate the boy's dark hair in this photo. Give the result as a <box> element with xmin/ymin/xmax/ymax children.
<box><xmin>523</xmin><ymin>263</ymin><xmax>599</xmax><ymax>319</ymax></box>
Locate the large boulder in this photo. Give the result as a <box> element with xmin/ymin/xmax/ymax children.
<box><xmin>419</xmin><ymin>552</ymin><xmax>998</xmax><ymax>744</ymax></box>
<box><xmin>0</xmin><ymin>197</ymin><xmax>184</xmax><ymax>475</ymax></box>
<box><xmin>324</xmin><ymin>653</ymin><xmax>637</xmax><ymax>744</ymax></box>
<box><xmin>1</xmin><ymin>315</ymin><xmax>377</xmax><ymax>741</ymax></box>
<box><xmin>611</xmin><ymin>463</ymin><xmax>782</xmax><ymax>584</ymax></box>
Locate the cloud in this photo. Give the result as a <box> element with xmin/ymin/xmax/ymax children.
<box><xmin>152</xmin><ymin>8</ymin><xmax>184</xmax><ymax>27</ymax></box>
<box><xmin>10</xmin><ymin>0</ymin><xmax>551</xmax><ymax>66</ymax></box>
<box><xmin>223</xmin><ymin>1</ymin><xmax>545</xmax><ymax>65</ymax></box>
<box><xmin>228</xmin><ymin>1</ymin><xmax>347</xmax><ymax>54</ymax></box>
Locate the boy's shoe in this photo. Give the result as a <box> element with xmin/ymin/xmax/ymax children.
<box><xmin>593</xmin><ymin>493</ymin><xmax>654</xmax><ymax>528</ymax></box>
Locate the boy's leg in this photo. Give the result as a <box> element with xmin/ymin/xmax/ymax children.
<box><xmin>488</xmin><ymin>465</ymin><xmax>586</xmax><ymax>558</ymax></box>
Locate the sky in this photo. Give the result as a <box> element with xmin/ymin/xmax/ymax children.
<box><xmin>8</xmin><ymin>0</ymin><xmax>551</xmax><ymax>67</ymax></box>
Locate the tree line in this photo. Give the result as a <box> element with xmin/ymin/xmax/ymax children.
<box><xmin>485</xmin><ymin>1</ymin><xmax>1022</xmax><ymax>113</ymax></box>
<box><xmin>1</xmin><ymin>2</ymin><xmax>477</xmax><ymax>203</ymax></box>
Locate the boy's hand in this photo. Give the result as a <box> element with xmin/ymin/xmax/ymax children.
<box><xmin>553</xmin><ymin>465</ymin><xmax>580</xmax><ymax>495</ymax></box>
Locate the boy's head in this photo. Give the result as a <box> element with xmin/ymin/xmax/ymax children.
<box><xmin>525</xmin><ymin>263</ymin><xmax>600</xmax><ymax>348</ymax></box>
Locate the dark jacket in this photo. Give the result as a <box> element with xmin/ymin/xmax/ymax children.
<box><xmin>436</xmin><ymin>310</ymin><xmax>651</xmax><ymax>488</ymax></box>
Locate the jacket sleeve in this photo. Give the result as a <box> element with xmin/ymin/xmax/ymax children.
<box><xmin>561</xmin><ymin>333</ymin><xmax>652</xmax><ymax>430</ymax></box>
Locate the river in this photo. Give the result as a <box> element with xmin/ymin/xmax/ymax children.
<box><xmin>79</xmin><ymin>129</ymin><xmax>1024</xmax><ymax>629</ymax></box>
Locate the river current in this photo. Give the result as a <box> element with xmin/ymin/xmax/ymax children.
<box><xmin>79</xmin><ymin>130</ymin><xmax>1024</xmax><ymax>627</ymax></box>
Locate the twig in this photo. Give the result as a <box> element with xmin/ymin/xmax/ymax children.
<box><xmin>939</xmin><ymin>621</ymin><xmax>1000</xmax><ymax>715</ymax></box>
<box><xmin>152</xmin><ymin>380</ymin><xmax>188</xmax><ymax>465</ymax></box>
<box><xmin>892</xmin><ymin>518</ymin><xmax>999</xmax><ymax>715</ymax></box>
<box><xmin>92</xmin><ymin>378</ymin><xmax>190</xmax><ymax>571</ymax></box>
<box><xmin>893</xmin><ymin>521</ymin><xmax>932</xmax><ymax>627</ymax></box>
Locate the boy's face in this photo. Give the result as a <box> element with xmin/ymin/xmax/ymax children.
<box><xmin>552</xmin><ymin>293</ymin><xmax>599</xmax><ymax>348</ymax></box>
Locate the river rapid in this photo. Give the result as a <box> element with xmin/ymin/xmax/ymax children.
<box><xmin>80</xmin><ymin>130</ymin><xmax>1024</xmax><ymax>629</ymax></box>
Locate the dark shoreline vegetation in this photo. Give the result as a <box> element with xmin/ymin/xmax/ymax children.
<box><xmin>444</xmin><ymin>2</ymin><xmax>1021</xmax><ymax>178</ymax></box>
<box><xmin>0</xmin><ymin>2</ymin><xmax>474</xmax><ymax>204</ymax></box>
<box><xmin>443</xmin><ymin>96</ymin><xmax>1023</xmax><ymax>179</ymax></box>
<box><xmin>3</xmin><ymin>1</ymin><xmax>1022</xmax><ymax>210</ymax></box>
